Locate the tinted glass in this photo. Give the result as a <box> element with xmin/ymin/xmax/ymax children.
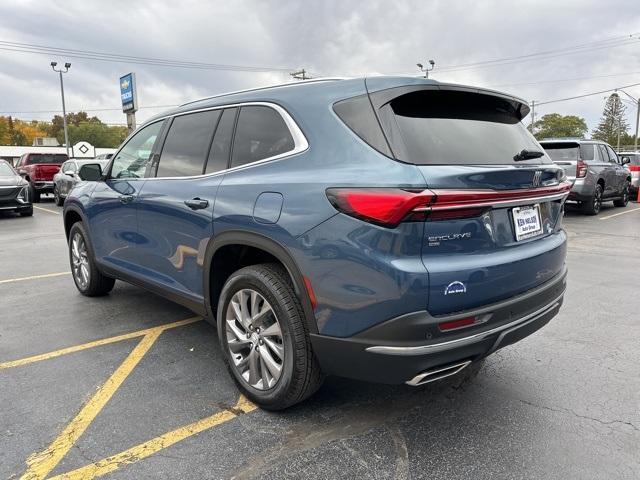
<box><xmin>231</xmin><ymin>106</ymin><xmax>295</xmax><ymax>168</ymax></box>
<box><xmin>0</xmin><ymin>161</ymin><xmax>14</xmax><ymax>176</ymax></box>
<box><xmin>381</xmin><ymin>90</ymin><xmax>547</xmax><ymax>165</ymax></box>
<box><xmin>26</xmin><ymin>154</ymin><xmax>68</xmax><ymax>165</ymax></box>
<box><xmin>625</xmin><ymin>153</ymin><xmax>640</xmax><ymax>165</ymax></box>
<box><xmin>542</xmin><ymin>144</ymin><xmax>579</xmax><ymax>161</ymax></box>
<box><xmin>605</xmin><ymin>145</ymin><xmax>618</xmax><ymax>163</ymax></box>
<box><xmin>578</xmin><ymin>144</ymin><xmax>595</xmax><ymax>161</ymax></box>
<box><xmin>110</xmin><ymin>121</ymin><xmax>163</xmax><ymax>179</ymax></box>
<box><xmin>157</xmin><ymin>110</ymin><xmax>220</xmax><ymax>177</ymax></box>
<box><xmin>205</xmin><ymin>108</ymin><xmax>236</xmax><ymax>174</ymax></box>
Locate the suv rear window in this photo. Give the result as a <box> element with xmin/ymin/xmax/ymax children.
<box><xmin>542</xmin><ymin>143</ymin><xmax>595</xmax><ymax>161</ymax></box>
<box><xmin>378</xmin><ymin>90</ymin><xmax>546</xmax><ymax>165</ymax></box>
<box><xmin>25</xmin><ymin>154</ymin><xmax>68</xmax><ymax>165</ymax></box>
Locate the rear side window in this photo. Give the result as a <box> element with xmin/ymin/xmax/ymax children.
<box><xmin>25</xmin><ymin>154</ymin><xmax>68</xmax><ymax>165</ymax></box>
<box><xmin>377</xmin><ymin>90</ymin><xmax>546</xmax><ymax>165</ymax></box>
<box><xmin>205</xmin><ymin>108</ymin><xmax>236</xmax><ymax>174</ymax></box>
<box><xmin>231</xmin><ymin>106</ymin><xmax>295</xmax><ymax>168</ymax></box>
<box><xmin>157</xmin><ymin>110</ymin><xmax>220</xmax><ymax>177</ymax></box>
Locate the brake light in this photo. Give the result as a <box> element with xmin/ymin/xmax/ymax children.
<box><xmin>576</xmin><ymin>159</ymin><xmax>587</xmax><ymax>178</ymax></box>
<box><xmin>327</xmin><ymin>182</ymin><xmax>571</xmax><ymax>228</ymax></box>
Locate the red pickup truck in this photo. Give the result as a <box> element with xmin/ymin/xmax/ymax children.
<box><xmin>15</xmin><ymin>153</ymin><xmax>68</xmax><ymax>202</ymax></box>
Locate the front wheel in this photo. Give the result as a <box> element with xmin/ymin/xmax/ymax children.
<box><xmin>613</xmin><ymin>182</ymin><xmax>629</xmax><ymax>207</ymax></box>
<box><xmin>29</xmin><ymin>183</ymin><xmax>41</xmax><ymax>203</ymax></box>
<box><xmin>68</xmin><ymin>222</ymin><xmax>115</xmax><ymax>296</ymax></box>
<box><xmin>217</xmin><ymin>263</ymin><xmax>323</xmax><ymax>410</ymax></box>
<box><xmin>54</xmin><ymin>185</ymin><xmax>64</xmax><ymax>206</ymax></box>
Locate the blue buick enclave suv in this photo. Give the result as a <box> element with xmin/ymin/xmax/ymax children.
<box><xmin>63</xmin><ymin>76</ymin><xmax>569</xmax><ymax>409</ymax></box>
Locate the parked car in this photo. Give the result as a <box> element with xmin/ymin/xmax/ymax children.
<box><xmin>53</xmin><ymin>159</ymin><xmax>110</xmax><ymax>206</ymax></box>
<box><xmin>63</xmin><ymin>77</ymin><xmax>570</xmax><ymax>409</ymax></box>
<box><xmin>540</xmin><ymin>139</ymin><xmax>631</xmax><ymax>214</ymax></box>
<box><xmin>618</xmin><ymin>151</ymin><xmax>639</xmax><ymax>196</ymax></box>
<box><xmin>14</xmin><ymin>152</ymin><xmax>68</xmax><ymax>202</ymax></box>
<box><xmin>94</xmin><ymin>153</ymin><xmax>113</xmax><ymax>160</ymax></box>
<box><xmin>0</xmin><ymin>159</ymin><xmax>32</xmax><ymax>216</ymax></box>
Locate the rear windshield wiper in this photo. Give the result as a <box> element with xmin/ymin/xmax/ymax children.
<box><xmin>514</xmin><ymin>149</ymin><xmax>544</xmax><ymax>161</ymax></box>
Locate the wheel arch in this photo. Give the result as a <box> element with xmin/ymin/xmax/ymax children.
<box><xmin>63</xmin><ymin>205</ymin><xmax>87</xmax><ymax>240</ymax></box>
<box><xmin>204</xmin><ymin>231</ymin><xmax>318</xmax><ymax>333</ymax></box>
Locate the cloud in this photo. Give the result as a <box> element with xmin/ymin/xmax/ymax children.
<box><xmin>0</xmin><ymin>0</ymin><xmax>639</xmax><ymax>132</ymax></box>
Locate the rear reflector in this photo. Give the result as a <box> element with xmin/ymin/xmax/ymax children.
<box><xmin>438</xmin><ymin>317</ymin><xmax>476</xmax><ymax>331</ymax></box>
<box><xmin>326</xmin><ymin>182</ymin><xmax>571</xmax><ymax>228</ymax></box>
<box><xmin>303</xmin><ymin>276</ymin><xmax>318</xmax><ymax>311</ymax></box>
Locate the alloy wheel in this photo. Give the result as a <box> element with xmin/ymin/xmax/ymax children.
<box><xmin>71</xmin><ymin>232</ymin><xmax>90</xmax><ymax>289</ymax></box>
<box><xmin>225</xmin><ymin>288</ymin><xmax>284</xmax><ymax>390</ymax></box>
<box><xmin>593</xmin><ymin>188</ymin><xmax>602</xmax><ymax>213</ymax></box>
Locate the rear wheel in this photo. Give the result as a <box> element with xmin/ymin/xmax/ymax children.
<box><xmin>54</xmin><ymin>185</ymin><xmax>64</xmax><ymax>206</ymax></box>
<box><xmin>68</xmin><ymin>222</ymin><xmax>115</xmax><ymax>296</ymax></box>
<box><xmin>613</xmin><ymin>182</ymin><xmax>629</xmax><ymax>207</ymax></box>
<box><xmin>217</xmin><ymin>263</ymin><xmax>323</xmax><ymax>410</ymax></box>
<box><xmin>582</xmin><ymin>183</ymin><xmax>603</xmax><ymax>215</ymax></box>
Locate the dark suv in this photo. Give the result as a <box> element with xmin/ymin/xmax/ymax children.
<box><xmin>63</xmin><ymin>77</ymin><xmax>569</xmax><ymax>409</ymax></box>
<box><xmin>540</xmin><ymin>139</ymin><xmax>631</xmax><ymax>214</ymax></box>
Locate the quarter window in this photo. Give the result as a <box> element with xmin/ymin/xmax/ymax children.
<box><xmin>157</xmin><ymin>110</ymin><xmax>220</xmax><ymax>177</ymax></box>
<box><xmin>205</xmin><ymin>108</ymin><xmax>236</xmax><ymax>174</ymax></box>
<box><xmin>231</xmin><ymin>106</ymin><xmax>295</xmax><ymax>168</ymax></box>
<box><xmin>110</xmin><ymin>121</ymin><xmax>163</xmax><ymax>179</ymax></box>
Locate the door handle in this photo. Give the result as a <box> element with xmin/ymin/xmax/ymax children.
<box><xmin>184</xmin><ymin>198</ymin><xmax>209</xmax><ymax>210</ymax></box>
<box><xmin>119</xmin><ymin>194</ymin><xmax>134</xmax><ymax>204</ymax></box>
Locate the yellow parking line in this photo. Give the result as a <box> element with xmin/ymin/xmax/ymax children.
<box><xmin>599</xmin><ymin>206</ymin><xmax>640</xmax><ymax>220</ymax></box>
<box><xmin>20</xmin><ymin>330</ymin><xmax>164</xmax><ymax>480</ymax></box>
<box><xmin>0</xmin><ymin>317</ymin><xmax>202</xmax><ymax>370</ymax></box>
<box><xmin>0</xmin><ymin>271</ymin><xmax>70</xmax><ymax>284</ymax></box>
<box><xmin>49</xmin><ymin>396</ymin><xmax>257</xmax><ymax>480</ymax></box>
<box><xmin>33</xmin><ymin>205</ymin><xmax>60</xmax><ymax>215</ymax></box>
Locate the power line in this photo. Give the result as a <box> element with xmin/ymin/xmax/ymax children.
<box><xmin>0</xmin><ymin>40</ymin><xmax>294</xmax><ymax>72</ymax></box>
<box><xmin>488</xmin><ymin>71</ymin><xmax>640</xmax><ymax>88</ymax></box>
<box><xmin>433</xmin><ymin>35</ymin><xmax>640</xmax><ymax>73</ymax></box>
<box><xmin>0</xmin><ymin>104</ymin><xmax>178</xmax><ymax>114</ymax></box>
<box><xmin>535</xmin><ymin>81</ymin><xmax>640</xmax><ymax>106</ymax></box>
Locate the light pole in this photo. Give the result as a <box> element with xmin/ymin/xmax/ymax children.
<box><xmin>51</xmin><ymin>62</ymin><xmax>71</xmax><ymax>158</ymax></box>
<box><xmin>617</xmin><ymin>89</ymin><xmax>640</xmax><ymax>152</ymax></box>
<box><xmin>417</xmin><ymin>60</ymin><xmax>435</xmax><ymax>79</ymax></box>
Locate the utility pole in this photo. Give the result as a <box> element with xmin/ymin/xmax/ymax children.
<box><xmin>614</xmin><ymin>93</ymin><xmax>621</xmax><ymax>151</ymax></box>
<box><xmin>290</xmin><ymin>69</ymin><xmax>310</xmax><ymax>81</ymax></box>
<box><xmin>417</xmin><ymin>60</ymin><xmax>435</xmax><ymax>79</ymax></box>
<box><xmin>530</xmin><ymin>100</ymin><xmax>536</xmax><ymax>136</ymax></box>
<box><xmin>51</xmin><ymin>61</ymin><xmax>71</xmax><ymax>158</ymax></box>
<box><xmin>618</xmin><ymin>89</ymin><xmax>640</xmax><ymax>152</ymax></box>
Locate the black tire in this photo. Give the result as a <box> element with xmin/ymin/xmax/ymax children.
<box><xmin>582</xmin><ymin>183</ymin><xmax>603</xmax><ymax>215</ymax></box>
<box><xmin>68</xmin><ymin>222</ymin><xmax>115</xmax><ymax>296</ymax></box>
<box><xmin>613</xmin><ymin>182</ymin><xmax>630</xmax><ymax>207</ymax></box>
<box><xmin>19</xmin><ymin>207</ymin><xmax>33</xmax><ymax>217</ymax></box>
<box><xmin>54</xmin><ymin>185</ymin><xmax>64</xmax><ymax>206</ymax></box>
<box><xmin>217</xmin><ymin>263</ymin><xmax>323</xmax><ymax>410</ymax></box>
<box><xmin>29</xmin><ymin>183</ymin><xmax>41</xmax><ymax>203</ymax></box>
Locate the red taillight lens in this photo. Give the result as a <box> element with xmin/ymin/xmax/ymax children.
<box><xmin>576</xmin><ymin>159</ymin><xmax>587</xmax><ymax>178</ymax></box>
<box><xmin>438</xmin><ymin>316</ymin><xmax>477</xmax><ymax>332</ymax></box>
<box><xmin>326</xmin><ymin>188</ymin><xmax>435</xmax><ymax>227</ymax></box>
<box><xmin>326</xmin><ymin>182</ymin><xmax>572</xmax><ymax>228</ymax></box>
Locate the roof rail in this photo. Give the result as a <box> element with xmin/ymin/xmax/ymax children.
<box><xmin>179</xmin><ymin>77</ymin><xmax>349</xmax><ymax>107</ymax></box>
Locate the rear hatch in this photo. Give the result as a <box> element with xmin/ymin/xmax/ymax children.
<box><xmin>27</xmin><ymin>154</ymin><xmax>66</xmax><ymax>180</ymax></box>
<box><xmin>34</xmin><ymin>164</ymin><xmax>62</xmax><ymax>181</ymax></box>
<box><xmin>539</xmin><ymin>141</ymin><xmax>584</xmax><ymax>181</ymax></box>
<box><xmin>367</xmin><ymin>82</ymin><xmax>569</xmax><ymax>315</ymax></box>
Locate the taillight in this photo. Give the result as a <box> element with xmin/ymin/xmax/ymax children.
<box><xmin>326</xmin><ymin>182</ymin><xmax>571</xmax><ymax>228</ymax></box>
<box><xmin>576</xmin><ymin>159</ymin><xmax>587</xmax><ymax>178</ymax></box>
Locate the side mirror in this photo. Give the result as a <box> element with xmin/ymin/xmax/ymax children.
<box><xmin>621</xmin><ymin>156</ymin><xmax>631</xmax><ymax>165</ymax></box>
<box><xmin>78</xmin><ymin>163</ymin><xmax>103</xmax><ymax>181</ymax></box>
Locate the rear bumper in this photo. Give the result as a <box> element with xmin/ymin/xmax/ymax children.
<box><xmin>33</xmin><ymin>181</ymin><xmax>54</xmax><ymax>193</ymax></box>
<box><xmin>567</xmin><ymin>178</ymin><xmax>593</xmax><ymax>202</ymax></box>
<box><xmin>310</xmin><ymin>266</ymin><xmax>567</xmax><ymax>384</ymax></box>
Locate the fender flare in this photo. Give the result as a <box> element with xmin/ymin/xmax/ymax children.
<box><xmin>203</xmin><ymin>230</ymin><xmax>318</xmax><ymax>333</ymax></box>
<box><xmin>62</xmin><ymin>203</ymin><xmax>89</xmax><ymax>240</ymax></box>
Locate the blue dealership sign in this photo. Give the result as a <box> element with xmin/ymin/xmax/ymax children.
<box><xmin>120</xmin><ymin>73</ymin><xmax>138</xmax><ymax>113</ymax></box>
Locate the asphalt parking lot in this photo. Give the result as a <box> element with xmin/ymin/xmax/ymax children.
<box><xmin>1</xmin><ymin>198</ymin><xmax>639</xmax><ymax>480</ymax></box>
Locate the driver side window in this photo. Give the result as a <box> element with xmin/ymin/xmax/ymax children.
<box><xmin>110</xmin><ymin>121</ymin><xmax>163</xmax><ymax>179</ymax></box>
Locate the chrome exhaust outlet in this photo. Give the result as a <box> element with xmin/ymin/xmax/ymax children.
<box><xmin>406</xmin><ymin>360</ymin><xmax>472</xmax><ymax>386</ymax></box>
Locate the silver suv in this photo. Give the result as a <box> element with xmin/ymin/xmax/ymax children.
<box><xmin>540</xmin><ymin>139</ymin><xmax>631</xmax><ymax>215</ymax></box>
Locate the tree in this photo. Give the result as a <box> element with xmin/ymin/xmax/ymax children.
<box><xmin>532</xmin><ymin>113</ymin><xmax>588</xmax><ymax>140</ymax></box>
<box><xmin>592</xmin><ymin>93</ymin><xmax>630</xmax><ymax>146</ymax></box>
<box><xmin>66</xmin><ymin>122</ymin><xmax>128</xmax><ymax>148</ymax></box>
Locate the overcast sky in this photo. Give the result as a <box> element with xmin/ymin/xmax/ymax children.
<box><xmin>1</xmin><ymin>0</ymin><xmax>639</xmax><ymax>133</ymax></box>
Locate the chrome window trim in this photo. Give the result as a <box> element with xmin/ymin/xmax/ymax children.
<box><xmin>143</xmin><ymin>101</ymin><xmax>309</xmax><ymax>181</ymax></box>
